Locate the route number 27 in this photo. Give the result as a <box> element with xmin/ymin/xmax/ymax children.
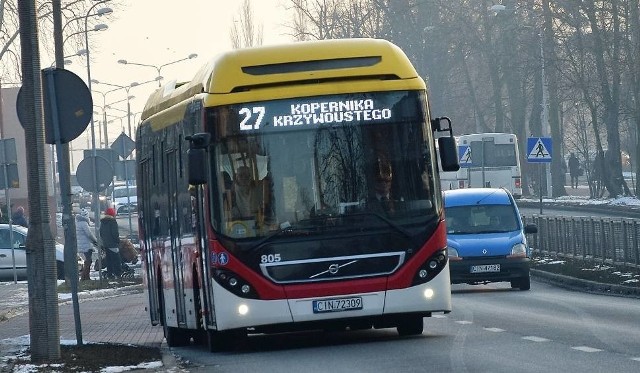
<box><xmin>239</xmin><ymin>106</ymin><xmax>266</xmax><ymax>131</ymax></box>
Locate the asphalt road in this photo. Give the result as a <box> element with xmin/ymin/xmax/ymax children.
<box><xmin>166</xmin><ymin>279</ymin><xmax>640</xmax><ymax>373</ymax></box>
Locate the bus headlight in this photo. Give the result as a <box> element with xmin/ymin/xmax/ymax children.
<box><xmin>412</xmin><ymin>249</ymin><xmax>448</xmax><ymax>286</ymax></box>
<box><xmin>423</xmin><ymin>288</ymin><xmax>434</xmax><ymax>299</ymax></box>
<box><xmin>213</xmin><ymin>269</ymin><xmax>259</xmax><ymax>299</ymax></box>
<box><xmin>238</xmin><ymin>304</ymin><xmax>249</xmax><ymax>316</ymax></box>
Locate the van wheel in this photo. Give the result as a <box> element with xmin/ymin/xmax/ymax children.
<box><xmin>511</xmin><ymin>275</ymin><xmax>531</xmax><ymax>291</ymax></box>
<box><xmin>397</xmin><ymin>316</ymin><xmax>424</xmax><ymax>336</ymax></box>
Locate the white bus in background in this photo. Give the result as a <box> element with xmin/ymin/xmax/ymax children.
<box><xmin>457</xmin><ymin>133</ymin><xmax>522</xmax><ymax>198</ymax></box>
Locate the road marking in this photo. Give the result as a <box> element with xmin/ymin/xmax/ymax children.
<box><xmin>522</xmin><ymin>336</ymin><xmax>550</xmax><ymax>342</ymax></box>
<box><xmin>572</xmin><ymin>346</ymin><xmax>602</xmax><ymax>353</ymax></box>
<box><xmin>432</xmin><ymin>314</ymin><xmax>447</xmax><ymax>319</ymax></box>
<box><xmin>483</xmin><ymin>327</ymin><xmax>505</xmax><ymax>333</ymax></box>
<box><xmin>456</xmin><ymin>320</ymin><xmax>473</xmax><ymax>325</ymax></box>
<box><xmin>631</xmin><ymin>357</ymin><xmax>640</xmax><ymax>362</ymax></box>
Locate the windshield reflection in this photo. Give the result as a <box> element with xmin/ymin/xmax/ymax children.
<box><xmin>207</xmin><ymin>91</ymin><xmax>439</xmax><ymax>239</ymax></box>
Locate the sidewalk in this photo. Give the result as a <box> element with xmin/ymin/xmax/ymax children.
<box><xmin>0</xmin><ymin>280</ymin><xmax>175</xmax><ymax>372</ymax></box>
<box><xmin>564</xmin><ymin>183</ymin><xmax>591</xmax><ymax>197</ymax></box>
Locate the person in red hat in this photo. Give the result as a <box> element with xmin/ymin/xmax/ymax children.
<box><xmin>100</xmin><ymin>207</ymin><xmax>121</xmax><ymax>279</ymax></box>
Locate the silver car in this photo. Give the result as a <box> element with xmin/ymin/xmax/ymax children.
<box><xmin>0</xmin><ymin>224</ymin><xmax>80</xmax><ymax>281</ymax></box>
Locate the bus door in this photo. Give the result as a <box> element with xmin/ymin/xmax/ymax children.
<box><xmin>184</xmin><ymin>130</ymin><xmax>217</xmax><ymax>329</ymax></box>
<box><xmin>195</xmin><ymin>183</ymin><xmax>216</xmax><ymax>329</ymax></box>
<box><xmin>140</xmin><ymin>158</ymin><xmax>160</xmax><ymax>325</ymax></box>
<box><xmin>167</xmin><ymin>149</ymin><xmax>187</xmax><ymax>327</ymax></box>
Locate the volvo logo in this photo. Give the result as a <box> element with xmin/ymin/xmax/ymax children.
<box><xmin>482</xmin><ymin>249</ymin><xmax>488</xmax><ymax>255</ymax></box>
<box><xmin>309</xmin><ymin>260</ymin><xmax>358</xmax><ymax>279</ymax></box>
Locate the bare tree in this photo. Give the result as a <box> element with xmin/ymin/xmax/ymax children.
<box><xmin>279</xmin><ymin>0</ymin><xmax>640</xmax><ymax>199</ymax></box>
<box><xmin>1</xmin><ymin>0</ymin><xmax>115</xmax><ymax>82</ymax></box>
<box><xmin>286</xmin><ymin>0</ymin><xmax>383</xmax><ymax>40</ymax></box>
<box><xmin>230</xmin><ymin>0</ymin><xmax>264</xmax><ymax>49</ymax></box>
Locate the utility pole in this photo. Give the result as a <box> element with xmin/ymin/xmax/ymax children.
<box><xmin>17</xmin><ymin>0</ymin><xmax>61</xmax><ymax>362</ymax></box>
<box><xmin>52</xmin><ymin>0</ymin><xmax>83</xmax><ymax>345</ymax></box>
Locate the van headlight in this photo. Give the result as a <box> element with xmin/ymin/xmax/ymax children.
<box><xmin>447</xmin><ymin>247</ymin><xmax>462</xmax><ymax>261</ymax></box>
<box><xmin>509</xmin><ymin>243</ymin><xmax>527</xmax><ymax>258</ymax></box>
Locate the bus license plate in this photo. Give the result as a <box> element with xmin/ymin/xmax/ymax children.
<box><xmin>470</xmin><ymin>264</ymin><xmax>500</xmax><ymax>273</ymax></box>
<box><xmin>313</xmin><ymin>297</ymin><xmax>363</xmax><ymax>314</ymax></box>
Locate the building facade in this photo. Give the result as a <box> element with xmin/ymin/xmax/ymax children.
<box><xmin>1</xmin><ymin>85</ymin><xmax>59</xmax><ymax>237</ymax></box>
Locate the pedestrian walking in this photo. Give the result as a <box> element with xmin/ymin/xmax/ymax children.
<box><xmin>76</xmin><ymin>208</ymin><xmax>97</xmax><ymax>281</ymax></box>
<box><xmin>11</xmin><ymin>206</ymin><xmax>29</xmax><ymax>228</ymax></box>
<box><xmin>568</xmin><ymin>152</ymin><xmax>580</xmax><ymax>189</ymax></box>
<box><xmin>100</xmin><ymin>207</ymin><xmax>122</xmax><ymax>279</ymax></box>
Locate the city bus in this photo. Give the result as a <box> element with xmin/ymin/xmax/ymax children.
<box><xmin>136</xmin><ymin>38</ymin><xmax>460</xmax><ymax>351</ymax></box>
<box><xmin>457</xmin><ymin>133</ymin><xmax>522</xmax><ymax>198</ymax></box>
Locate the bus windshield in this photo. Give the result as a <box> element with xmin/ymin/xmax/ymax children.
<box><xmin>206</xmin><ymin>90</ymin><xmax>439</xmax><ymax>239</ymax></box>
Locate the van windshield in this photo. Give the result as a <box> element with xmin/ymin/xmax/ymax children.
<box><xmin>445</xmin><ymin>204</ymin><xmax>519</xmax><ymax>234</ymax></box>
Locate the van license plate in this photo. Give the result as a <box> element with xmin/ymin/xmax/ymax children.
<box><xmin>470</xmin><ymin>264</ymin><xmax>500</xmax><ymax>273</ymax></box>
<box><xmin>313</xmin><ymin>297</ymin><xmax>363</xmax><ymax>313</ymax></box>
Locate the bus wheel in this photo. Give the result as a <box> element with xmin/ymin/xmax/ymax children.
<box><xmin>159</xmin><ymin>287</ymin><xmax>190</xmax><ymax>347</ymax></box>
<box><xmin>206</xmin><ymin>329</ymin><xmax>247</xmax><ymax>352</ymax></box>
<box><xmin>164</xmin><ymin>325</ymin><xmax>190</xmax><ymax>347</ymax></box>
<box><xmin>397</xmin><ymin>317</ymin><xmax>424</xmax><ymax>336</ymax></box>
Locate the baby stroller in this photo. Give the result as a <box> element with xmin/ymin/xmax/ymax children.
<box><xmin>94</xmin><ymin>238</ymin><xmax>139</xmax><ymax>279</ymax></box>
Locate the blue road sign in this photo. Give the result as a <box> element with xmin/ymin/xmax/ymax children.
<box><xmin>527</xmin><ymin>137</ymin><xmax>552</xmax><ymax>163</ymax></box>
<box><xmin>458</xmin><ymin>145</ymin><xmax>472</xmax><ymax>168</ymax></box>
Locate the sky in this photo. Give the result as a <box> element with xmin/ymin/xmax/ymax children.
<box><xmin>61</xmin><ymin>0</ymin><xmax>292</xmax><ymax>170</ymax></box>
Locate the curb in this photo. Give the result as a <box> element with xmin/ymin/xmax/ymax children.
<box><xmin>531</xmin><ymin>269</ymin><xmax>640</xmax><ymax>298</ymax></box>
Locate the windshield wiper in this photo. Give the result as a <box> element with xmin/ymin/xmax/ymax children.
<box><xmin>246</xmin><ymin>224</ymin><xmax>312</xmax><ymax>253</ymax></box>
<box><xmin>348</xmin><ymin>212</ymin><xmax>415</xmax><ymax>241</ymax></box>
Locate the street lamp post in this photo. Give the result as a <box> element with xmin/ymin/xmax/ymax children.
<box><xmin>93</xmin><ymin>78</ymin><xmax>156</xmax><ymax>138</ymax></box>
<box><xmin>118</xmin><ymin>53</ymin><xmax>198</xmax><ymax>87</ymax></box>
<box><xmin>83</xmin><ymin>0</ymin><xmax>112</xmax><ymax>283</ymax></box>
<box><xmin>91</xmin><ymin>84</ymin><xmax>130</xmax><ymax>147</ymax></box>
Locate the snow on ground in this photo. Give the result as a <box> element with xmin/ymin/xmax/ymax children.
<box><xmin>520</xmin><ymin>188</ymin><xmax>640</xmax><ymax>207</ymax></box>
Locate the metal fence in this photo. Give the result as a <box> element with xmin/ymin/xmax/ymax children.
<box><xmin>521</xmin><ymin>215</ymin><xmax>640</xmax><ymax>269</ymax></box>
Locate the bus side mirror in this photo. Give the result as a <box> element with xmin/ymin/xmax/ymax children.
<box><xmin>438</xmin><ymin>136</ymin><xmax>460</xmax><ymax>172</ymax></box>
<box><xmin>186</xmin><ymin>133</ymin><xmax>211</xmax><ymax>185</ymax></box>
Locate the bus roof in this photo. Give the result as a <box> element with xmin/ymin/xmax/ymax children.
<box><xmin>141</xmin><ymin>38</ymin><xmax>423</xmax><ymax>121</ymax></box>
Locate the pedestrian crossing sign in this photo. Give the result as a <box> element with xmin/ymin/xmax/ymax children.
<box><xmin>527</xmin><ymin>137</ymin><xmax>552</xmax><ymax>163</ymax></box>
<box><xmin>458</xmin><ymin>145</ymin><xmax>472</xmax><ymax>167</ymax></box>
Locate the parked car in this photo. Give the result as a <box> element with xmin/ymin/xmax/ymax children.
<box><xmin>0</xmin><ymin>224</ymin><xmax>82</xmax><ymax>281</ymax></box>
<box><xmin>444</xmin><ymin>188</ymin><xmax>537</xmax><ymax>290</ymax></box>
<box><xmin>111</xmin><ymin>185</ymin><xmax>137</xmax><ymax>216</ymax></box>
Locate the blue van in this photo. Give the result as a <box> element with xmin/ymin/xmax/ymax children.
<box><xmin>443</xmin><ymin>188</ymin><xmax>537</xmax><ymax>290</ymax></box>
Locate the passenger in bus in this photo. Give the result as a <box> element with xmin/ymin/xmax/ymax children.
<box><xmin>231</xmin><ymin>166</ymin><xmax>264</xmax><ymax>219</ymax></box>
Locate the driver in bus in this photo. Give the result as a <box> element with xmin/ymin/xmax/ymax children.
<box><xmin>231</xmin><ymin>165</ymin><xmax>264</xmax><ymax>219</ymax></box>
<box><xmin>367</xmin><ymin>158</ymin><xmax>395</xmax><ymax>216</ymax></box>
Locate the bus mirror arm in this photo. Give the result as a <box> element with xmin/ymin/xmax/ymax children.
<box><xmin>186</xmin><ymin>133</ymin><xmax>211</xmax><ymax>149</ymax></box>
<box><xmin>431</xmin><ymin>116</ymin><xmax>452</xmax><ymax>136</ymax></box>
